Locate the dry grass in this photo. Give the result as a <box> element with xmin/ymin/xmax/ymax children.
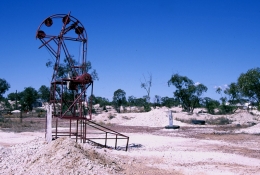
<box><xmin>175</xmin><ymin>117</ymin><xmax>194</xmax><ymax>124</ymax></box>
<box><xmin>206</xmin><ymin>117</ymin><xmax>232</xmax><ymax>125</ymax></box>
<box><xmin>175</xmin><ymin>117</ymin><xmax>232</xmax><ymax>125</ymax></box>
<box><xmin>0</xmin><ymin>116</ymin><xmax>45</xmax><ymax>132</ymax></box>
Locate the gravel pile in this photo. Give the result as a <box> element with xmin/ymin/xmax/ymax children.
<box><xmin>0</xmin><ymin>137</ymin><xmax>124</xmax><ymax>175</ymax></box>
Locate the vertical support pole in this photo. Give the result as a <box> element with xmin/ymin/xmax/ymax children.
<box><xmin>69</xmin><ymin>119</ymin><xmax>71</xmax><ymax>138</ymax></box>
<box><xmin>115</xmin><ymin>134</ymin><xmax>118</xmax><ymax>149</ymax></box>
<box><xmin>82</xmin><ymin>120</ymin><xmax>85</xmax><ymax>143</ymax></box>
<box><xmin>168</xmin><ymin>110</ymin><xmax>173</xmax><ymax>126</ymax></box>
<box><xmin>61</xmin><ymin>81</ymin><xmax>63</xmax><ymax>118</ymax></box>
<box><xmin>20</xmin><ymin>110</ymin><xmax>22</xmax><ymax>123</ymax></box>
<box><xmin>52</xmin><ymin>83</ymin><xmax>57</xmax><ymax>114</ymax></box>
<box><xmin>55</xmin><ymin>117</ymin><xmax>58</xmax><ymax>139</ymax></box>
<box><xmin>89</xmin><ymin>82</ymin><xmax>94</xmax><ymax>120</ymax></box>
<box><xmin>84</xmin><ymin>121</ymin><xmax>87</xmax><ymax>143</ymax></box>
<box><xmin>45</xmin><ymin>111</ymin><xmax>47</xmax><ymax>139</ymax></box>
<box><xmin>46</xmin><ymin>104</ymin><xmax>53</xmax><ymax>143</ymax></box>
<box><xmin>80</xmin><ymin>119</ymin><xmax>82</xmax><ymax>143</ymax></box>
<box><xmin>15</xmin><ymin>90</ymin><xmax>18</xmax><ymax>110</ymax></box>
<box><xmin>126</xmin><ymin>137</ymin><xmax>129</xmax><ymax>151</ymax></box>
<box><xmin>105</xmin><ymin>132</ymin><xmax>107</xmax><ymax>148</ymax></box>
<box><xmin>76</xmin><ymin>119</ymin><xmax>78</xmax><ymax>142</ymax></box>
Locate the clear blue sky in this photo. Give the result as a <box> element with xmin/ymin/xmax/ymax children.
<box><xmin>0</xmin><ymin>0</ymin><xmax>260</xmax><ymax>101</ymax></box>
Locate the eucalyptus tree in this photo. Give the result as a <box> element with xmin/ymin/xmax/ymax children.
<box><xmin>140</xmin><ymin>73</ymin><xmax>152</xmax><ymax>102</ymax></box>
<box><xmin>0</xmin><ymin>78</ymin><xmax>10</xmax><ymax>99</ymax></box>
<box><xmin>168</xmin><ymin>74</ymin><xmax>207</xmax><ymax>113</ymax></box>
<box><xmin>38</xmin><ymin>85</ymin><xmax>50</xmax><ymax>103</ymax></box>
<box><xmin>237</xmin><ymin>67</ymin><xmax>260</xmax><ymax>104</ymax></box>
<box><xmin>20</xmin><ymin>87</ymin><xmax>38</xmax><ymax>111</ymax></box>
<box><xmin>112</xmin><ymin>89</ymin><xmax>127</xmax><ymax>113</ymax></box>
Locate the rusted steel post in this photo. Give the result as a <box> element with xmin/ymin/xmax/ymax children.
<box><xmin>61</xmin><ymin>81</ymin><xmax>63</xmax><ymax>118</ymax></box>
<box><xmin>84</xmin><ymin>121</ymin><xmax>87</xmax><ymax>143</ymax></box>
<box><xmin>76</xmin><ymin>119</ymin><xmax>78</xmax><ymax>142</ymax></box>
<box><xmin>126</xmin><ymin>137</ymin><xmax>129</xmax><ymax>151</ymax></box>
<box><xmin>80</xmin><ymin>119</ymin><xmax>83</xmax><ymax>143</ymax></box>
<box><xmin>82</xmin><ymin>120</ymin><xmax>85</xmax><ymax>143</ymax></box>
<box><xmin>115</xmin><ymin>134</ymin><xmax>118</xmax><ymax>149</ymax></box>
<box><xmin>105</xmin><ymin>132</ymin><xmax>108</xmax><ymax>148</ymax></box>
<box><xmin>69</xmin><ymin>119</ymin><xmax>71</xmax><ymax>138</ymax></box>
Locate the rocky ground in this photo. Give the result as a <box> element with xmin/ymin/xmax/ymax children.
<box><xmin>0</xmin><ymin>107</ymin><xmax>260</xmax><ymax>174</ymax></box>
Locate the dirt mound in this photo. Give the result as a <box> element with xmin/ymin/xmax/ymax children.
<box><xmin>0</xmin><ymin>137</ymin><xmax>123</xmax><ymax>175</ymax></box>
<box><xmin>235</xmin><ymin>123</ymin><xmax>260</xmax><ymax>134</ymax></box>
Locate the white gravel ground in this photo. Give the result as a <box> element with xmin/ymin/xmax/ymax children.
<box><xmin>1</xmin><ymin>107</ymin><xmax>260</xmax><ymax>174</ymax></box>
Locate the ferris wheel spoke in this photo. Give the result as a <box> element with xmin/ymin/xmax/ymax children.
<box><xmin>38</xmin><ymin>36</ymin><xmax>56</xmax><ymax>49</ymax></box>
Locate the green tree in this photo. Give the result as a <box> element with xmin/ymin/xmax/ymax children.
<box><xmin>153</xmin><ymin>95</ymin><xmax>161</xmax><ymax>107</ymax></box>
<box><xmin>161</xmin><ymin>97</ymin><xmax>178</xmax><ymax>108</ymax></box>
<box><xmin>203</xmin><ymin>97</ymin><xmax>220</xmax><ymax>114</ymax></box>
<box><xmin>7</xmin><ymin>91</ymin><xmax>21</xmax><ymax>110</ymax></box>
<box><xmin>215</xmin><ymin>88</ymin><xmax>236</xmax><ymax>114</ymax></box>
<box><xmin>91</xmin><ymin>95</ymin><xmax>110</xmax><ymax>107</ymax></box>
<box><xmin>0</xmin><ymin>78</ymin><xmax>10</xmax><ymax>99</ymax></box>
<box><xmin>46</xmin><ymin>56</ymin><xmax>99</xmax><ymax>80</ymax></box>
<box><xmin>127</xmin><ymin>96</ymin><xmax>151</xmax><ymax>112</ymax></box>
<box><xmin>135</xmin><ymin>98</ymin><xmax>147</xmax><ymax>107</ymax></box>
<box><xmin>7</xmin><ymin>92</ymin><xmax>22</xmax><ymax>101</ymax></box>
<box><xmin>127</xmin><ymin>96</ymin><xmax>136</xmax><ymax>107</ymax></box>
<box><xmin>237</xmin><ymin>67</ymin><xmax>260</xmax><ymax>104</ymax></box>
<box><xmin>168</xmin><ymin>74</ymin><xmax>208</xmax><ymax>113</ymax></box>
<box><xmin>38</xmin><ymin>85</ymin><xmax>50</xmax><ymax>102</ymax></box>
<box><xmin>20</xmin><ymin>87</ymin><xmax>38</xmax><ymax>111</ymax></box>
<box><xmin>224</xmin><ymin>83</ymin><xmax>245</xmax><ymax>105</ymax></box>
<box><xmin>7</xmin><ymin>92</ymin><xmax>16</xmax><ymax>101</ymax></box>
<box><xmin>112</xmin><ymin>89</ymin><xmax>127</xmax><ymax>113</ymax></box>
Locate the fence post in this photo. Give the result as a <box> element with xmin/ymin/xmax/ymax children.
<box><xmin>46</xmin><ymin>104</ymin><xmax>52</xmax><ymax>143</ymax></box>
<box><xmin>168</xmin><ymin>110</ymin><xmax>173</xmax><ymax>126</ymax></box>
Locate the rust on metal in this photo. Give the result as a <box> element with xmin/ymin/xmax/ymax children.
<box><xmin>44</xmin><ymin>18</ymin><xmax>53</xmax><ymax>27</ymax></box>
<box><xmin>36</xmin><ymin>12</ymin><xmax>129</xmax><ymax>151</ymax></box>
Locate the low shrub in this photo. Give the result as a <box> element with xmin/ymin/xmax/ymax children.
<box><xmin>122</xmin><ymin>116</ymin><xmax>131</xmax><ymax>120</ymax></box>
<box><xmin>217</xmin><ymin>105</ymin><xmax>237</xmax><ymax>115</ymax></box>
<box><xmin>143</xmin><ymin>103</ymin><xmax>151</xmax><ymax>112</ymax></box>
<box><xmin>108</xmin><ymin>114</ymin><xmax>115</xmax><ymax>120</ymax></box>
<box><xmin>206</xmin><ymin>117</ymin><xmax>232</xmax><ymax>125</ymax></box>
<box><xmin>91</xmin><ymin>108</ymin><xmax>96</xmax><ymax>114</ymax></box>
<box><xmin>175</xmin><ymin>117</ymin><xmax>195</xmax><ymax>124</ymax></box>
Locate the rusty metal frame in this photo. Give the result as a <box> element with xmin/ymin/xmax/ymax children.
<box><xmin>37</xmin><ymin>12</ymin><xmax>129</xmax><ymax>151</ymax></box>
<box><xmin>51</xmin><ymin>119</ymin><xmax>129</xmax><ymax>151</ymax></box>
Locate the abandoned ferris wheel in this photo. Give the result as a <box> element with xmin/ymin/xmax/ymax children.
<box><xmin>36</xmin><ymin>12</ymin><xmax>92</xmax><ymax>118</ymax></box>
<box><xmin>36</xmin><ymin>12</ymin><xmax>129</xmax><ymax>150</ymax></box>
